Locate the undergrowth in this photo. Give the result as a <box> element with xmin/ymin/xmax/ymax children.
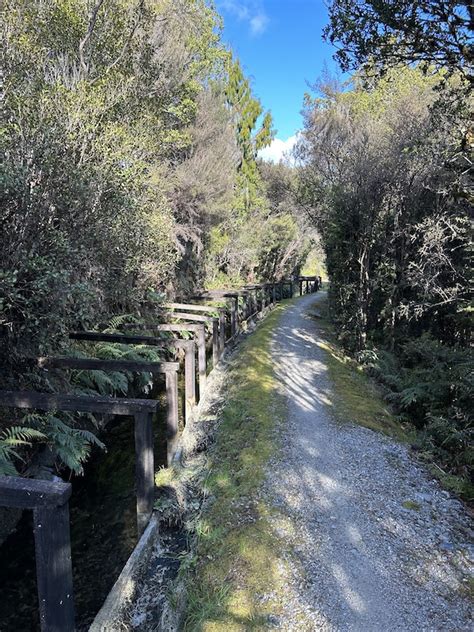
<box><xmin>312</xmin><ymin>300</ymin><xmax>473</xmax><ymax>502</ymax></box>
<box><xmin>311</xmin><ymin>311</ymin><xmax>412</xmax><ymax>443</ymax></box>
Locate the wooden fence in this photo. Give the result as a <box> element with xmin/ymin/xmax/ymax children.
<box><xmin>0</xmin><ymin>275</ymin><xmax>319</xmax><ymax>630</ymax></box>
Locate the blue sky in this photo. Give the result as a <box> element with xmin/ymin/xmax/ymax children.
<box><xmin>217</xmin><ymin>1</ymin><xmax>342</xmax><ymax>160</ymax></box>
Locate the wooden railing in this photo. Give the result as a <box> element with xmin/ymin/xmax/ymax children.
<box><xmin>0</xmin><ymin>274</ymin><xmax>320</xmax><ymax>629</ymax></box>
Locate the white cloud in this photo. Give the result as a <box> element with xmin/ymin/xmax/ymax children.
<box><xmin>250</xmin><ymin>13</ymin><xmax>269</xmax><ymax>35</ymax></box>
<box><xmin>258</xmin><ymin>134</ymin><xmax>299</xmax><ymax>164</ymax></box>
<box><xmin>219</xmin><ymin>1</ymin><xmax>269</xmax><ymax>36</ymax></box>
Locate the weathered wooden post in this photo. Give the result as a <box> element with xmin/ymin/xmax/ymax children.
<box><xmin>196</xmin><ymin>325</ymin><xmax>207</xmax><ymax>393</ymax></box>
<box><xmin>133</xmin><ymin>411</ymin><xmax>155</xmax><ymax>534</ymax></box>
<box><xmin>33</xmin><ymin>499</ymin><xmax>75</xmax><ymax>632</ymax></box>
<box><xmin>218</xmin><ymin>308</ymin><xmax>226</xmax><ymax>356</ymax></box>
<box><xmin>165</xmin><ymin>369</ymin><xmax>179</xmax><ymax>464</ymax></box>
<box><xmin>0</xmin><ymin>477</ymin><xmax>75</xmax><ymax>632</ymax></box>
<box><xmin>180</xmin><ymin>339</ymin><xmax>196</xmax><ymax>419</ymax></box>
<box><xmin>211</xmin><ymin>317</ymin><xmax>219</xmax><ymax>366</ymax></box>
<box><xmin>305</xmin><ymin>279</ymin><xmax>309</xmax><ymax>294</ymax></box>
<box><xmin>272</xmin><ymin>283</ymin><xmax>276</xmax><ymax>304</ymax></box>
<box><xmin>241</xmin><ymin>292</ymin><xmax>248</xmax><ymax>320</ymax></box>
<box><xmin>249</xmin><ymin>289</ymin><xmax>256</xmax><ymax>318</ymax></box>
<box><xmin>261</xmin><ymin>286</ymin><xmax>266</xmax><ymax>310</ymax></box>
<box><xmin>0</xmin><ymin>476</ymin><xmax>75</xmax><ymax>632</ymax></box>
<box><xmin>230</xmin><ymin>296</ymin><xmax>238</xmax><ymax>336</ymax></box>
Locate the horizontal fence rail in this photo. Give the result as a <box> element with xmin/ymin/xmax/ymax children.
<box><xmin>37</xmin><ymin>357</ymin><xmax>180</xmax><ymax>465</ymax></box>
<box><xmin>1</xmin><ymin>274</ymin><xmax>322</xmax><ymax>630</ymax></box>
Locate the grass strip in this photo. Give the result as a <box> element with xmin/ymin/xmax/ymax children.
<box><xmin>182</xmin><ymin>304</ymin><xmax>292</xmax><ymax>631</ymax></box>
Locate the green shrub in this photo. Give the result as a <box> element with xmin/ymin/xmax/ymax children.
<box><xmin>358</xmin><ymin>335</ymin><xmax>473</xmax><ymax>480</ymax></box>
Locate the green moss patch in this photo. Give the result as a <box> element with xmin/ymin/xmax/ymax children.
<box><xmin>402</xmin><ymin>500</ymin><xmax>421</xmax><ymax>511</ymax></box>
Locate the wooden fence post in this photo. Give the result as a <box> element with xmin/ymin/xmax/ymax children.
<box><xmin>182</xmin><ymin>340</ymin><xmax>196</xmax><ymax>421</ymax></box>
<box><xmin>272</xmin><ymin>284</ymin><xmax>276</xmax><ymax>304</ymax></box>
<box><xmin>230</xmin><ymin>297</ymin><xmax>238</xmax><ymax>336</ymax></box>
<box><xmin>33</xmin><ymin>502</ymin><xmax>75</xmax><ymax>632</ymax></box>
<box><xmin>197</xmin><ymin>327</ymin><xmax>207</xmax><ymax>394</ymax></box>
<box><xmin>218</xmin><ymin>309</ymin><xmax>226</xmax><ymax>356</ymax></box>
<box><xmin>165</xmin><ymin>370</ymin><xmax>179</xmax><ymax>464</ymax></box>
<box><xmin>134</xmin><ymin>411</ymin><xmax>155</xmax><ymax>535</ymax></box>
<box><xmin>212</xmin><ymin>318</ymin><xmax>219</xmax><ymax>367</ymax></box>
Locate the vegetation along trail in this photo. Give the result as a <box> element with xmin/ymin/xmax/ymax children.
<box><xmin>261</xmin><ymin>293</ymin><xmax>473</xmax><ymax>631</ymax></box>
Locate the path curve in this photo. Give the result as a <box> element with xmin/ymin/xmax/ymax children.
<box><xmin>266</xmin><ymin>293</ymin><xmax>473</xmax><ymax>631</ymax></box>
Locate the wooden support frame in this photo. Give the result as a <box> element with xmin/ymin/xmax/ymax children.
<box><xmin>169</xmin><ymin>313</ymin><xmax>219</xmax><ymax>369</ymax></box>
<box><xmin>0</xmin><ymin>391</ymin><xmax>157</xmax><ymax>536</ymax></box>
<box><xmin>70</xmin><ymin>329</ymin><xmax>200</xmax><ymax>414</ymax></box>
<box><xmin>0</xmin><ymin>476</ymin><xmax>75</xmax><ymax>632</ymax></box>
<box><xmin>240</xmin><ymin>290</ymin><xmax>252</xmax><ymax>322</ymax></box>
<box><xmin>243</xmin><ymin>285</ymin><xmax>262</xmax><ymax>319</ymax></box>
<box><xmin>296</xmin><ymin>276</ymin><xmax>317</xmax><ymax>296</ymax></box>
<box><xmin>164</xmin><ymin>302</ymin><xmax>228</xmax><ymax>356</ymax></box>
<box><xmin>136</xmin><ymin>324</ymin><xmax>206</xmax><ymax>398</ymax></box>
<box><xmin>279</xmin><ymin>280</ymin><xmax>293</xmax><ymax>299</ymax></box>
<box><xmin>193</xmin><ymin>291</ymin><xmax>240</xmax><ymax>338</ymax></box>
<box><xmin>37</xmin><ymin>356</ymin><xmax>180</xmax><ymax>465</ymax></box>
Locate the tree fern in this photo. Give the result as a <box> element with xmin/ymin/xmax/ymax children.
<box><xmin>25</xmin><ymin>413</ymin><xmax>106</xmax><ymax>475</ymax></box>
<box><xmin>105</xmin><ymin>313</ymin><xmax>141</xmax><ymax>332</ymax></box>
<box><xmin>71</xmin><ymin>369</ymin><xmax>130</xmax><ymax>396</ymax></box>
<box><xmin>0</xmin><ymin>426</ymin><xmax>46</xmax><ymax>476</ymax></box>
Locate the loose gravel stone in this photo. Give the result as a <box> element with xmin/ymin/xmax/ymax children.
<box><xmin>261</xmin><ymin>293</ymin><xmax>473</xmax><ymax>632</ymax></box>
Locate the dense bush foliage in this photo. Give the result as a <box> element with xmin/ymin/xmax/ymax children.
<box><xmin>1</xmin><ymin>0</ymin><xmax>314</xmax><ymax>475</ymax></box>
<box><xmin>297</xmin><ymin>58</ymin><xmax>472</xmax><ymax>486</ymax></box>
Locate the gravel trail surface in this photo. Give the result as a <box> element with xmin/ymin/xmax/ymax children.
<box><xmin>265</xmin><ymin>293</ymin><xmax>473</xmax><ymax>631</ymax></box>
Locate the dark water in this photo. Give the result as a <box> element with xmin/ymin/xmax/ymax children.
<box><xmin>0</xmin><ymin>387</ymin><xmax>171</xmax><ymax>632</ymax></box>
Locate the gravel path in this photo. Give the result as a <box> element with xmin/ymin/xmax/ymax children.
<box><xmin>265</xmin><ymin>293</ymin><xmax>473</xmax><ymax>631</ymax></box>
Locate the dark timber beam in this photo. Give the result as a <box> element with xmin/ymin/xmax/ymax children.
<box><xmin>71</xmin><ymin>328</ymin><xmax>200</xmax><ymax>415</ymax></box>
<box><xmin>0</xmin><ymin>476</ymin><xmax>75</xmax><ymax>631</ymax></box>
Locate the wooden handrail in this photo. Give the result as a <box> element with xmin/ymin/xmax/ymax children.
<box><xmin>38</xmin><ymin>356</ymin><xmax>179</xmax><ymax>374</ymax></box>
